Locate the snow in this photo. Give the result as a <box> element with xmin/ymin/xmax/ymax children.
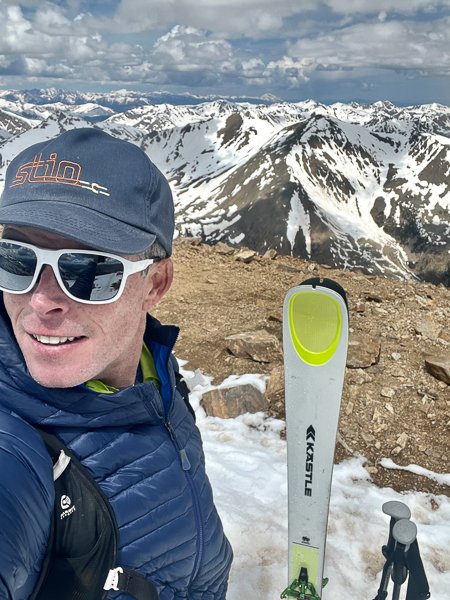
<box><xmin>380</xmin><ymin>458</ymin><xmax>450</xmax><ymax>488</ymax></box>
<box><xmin>3</xmin><ymin>96</ymin><xmax>450</xmax><ymax>279</ymax></box>
<box><xmin>287</xmin><ymin>192</ymin><xmax>311</xmax><ymax>256</ymax></box>
<box><xmin>180</xmin><ymin>363</ymin><xmax>450</xmax><ymax>600</ymax></box>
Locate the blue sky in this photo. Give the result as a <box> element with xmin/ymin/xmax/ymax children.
<box><xmin>1</xmin><ymin>0</ymin><xmax>450</xmax><ymax>105</ymax></box>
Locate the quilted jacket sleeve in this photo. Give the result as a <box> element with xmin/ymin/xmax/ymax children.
<box><xmin>0</xmin><ymin>412</ymin><xmax>54</xmax><ymax>600</ymax></box>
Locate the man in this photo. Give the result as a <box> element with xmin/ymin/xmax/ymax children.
<box><xmin>0</xmin><ymin>128</ymin><xmax>232</xmax><ymax>600</ymax></box>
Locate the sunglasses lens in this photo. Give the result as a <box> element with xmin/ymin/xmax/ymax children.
<box><xmin>0</xmin><ymin>242</ymin><xmax>38</xmax><ymax>291</ymax></box>
<box><xmin>58</xmin><ymin>253</ymin><xmax>125</xmax><ymax>302</ymax></box>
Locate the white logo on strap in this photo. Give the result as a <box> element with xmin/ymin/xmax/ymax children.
<box><xmin>60</xmin><ymin>494</ymin><xmax>76</xmax><ymax>519</ymax></box>
<box><xmin>61</xmin><ymin>495</ymin><xmax>71</xmax><ymax>509</ymax></box>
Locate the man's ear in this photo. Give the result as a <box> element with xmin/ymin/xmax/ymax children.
<box><xmin>142</xmin><ymin>258</ymin><xmax>173</xmax><ymax>311</ymax></box>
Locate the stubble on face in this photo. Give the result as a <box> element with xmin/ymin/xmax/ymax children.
<box><xmin>2</xmin><ymin>226</ymin><xmax>153</xmax><ymax>389</ymax></box>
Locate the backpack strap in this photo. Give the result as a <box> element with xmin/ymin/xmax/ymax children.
<box><xmin>175</xmin><ymin>369</ymin><xmax>195</xmax><ymax>421</ymax></box>
<box><xmin>104</xmin><ymin>567</ymin><xmax>160</xmax><ymax>600</ymax></box>
<box><xmin>33</xmin><ymin>427</ymin><xmax>161</xmax><ymax>600</ymax></box>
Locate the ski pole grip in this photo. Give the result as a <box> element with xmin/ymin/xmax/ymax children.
<box><xmin>382</xmin><ymin>501</ymin><xmax>411</xmax><ymax>556</ymax></box>
<box><xmin>393</xmin><ymin>519</ymin><xmax>417</xmax><ymax>550</ymax></box>
<box><xmin>382</xmin><ymin>501</ymin><xmax>411</xmax><ymax>521</ymax></box>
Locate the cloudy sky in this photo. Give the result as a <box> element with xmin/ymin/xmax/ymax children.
<box><xmin>1</xmin><ymin>0</ymin><xmax>450</xmax><ymax>105</ymax></box>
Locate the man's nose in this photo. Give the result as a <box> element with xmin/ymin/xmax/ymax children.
<box><xmin>29</xmin><ymin>265</ymin><xmax>71</xmax><ymax>316</ymax></box>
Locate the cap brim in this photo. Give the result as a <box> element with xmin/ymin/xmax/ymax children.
<box><xmin>0</xmin><ymin>201</ymin><xmax>157</xmax><ymax>255</ymax></box>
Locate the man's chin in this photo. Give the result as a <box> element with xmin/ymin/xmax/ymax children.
<box><xmin>30</xmin><ymin>374</ymin><xmax>84</xmax><ymax>389</ymax></box>
<box><xmin>27</xmin><ymin>365</ymin><xmax>86</xmax><ymax>389</ymax></box>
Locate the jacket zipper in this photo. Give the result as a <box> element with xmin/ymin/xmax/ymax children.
<box><xmin>165</xmin><ymin>420</ymin><xmax>191</xmax><ymax>470</ymax></box>
<box><xmin>145</xmin><ymin>399</ymin><xmax>204</xmax><ymax>584</ymax></box>
<box><xmin>152</xmin><ymin>332</ymin><xmax>204</xmax><ymax>584</ymax></box>
<box><xmin>165</xmin><ymin>418</ymin><xmax>204</xmax><ymax>583</ymax></box>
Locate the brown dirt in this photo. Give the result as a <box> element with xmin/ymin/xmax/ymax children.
<box><xmin>152</xmin><ymin>239</ymin><xmax>450</xmax><ymax>497</ymax></box>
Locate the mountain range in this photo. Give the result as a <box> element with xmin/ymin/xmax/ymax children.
<box><xmin>1</xmin><ymin>89</ymin><xmax>450</xmax><ymax>285</ymax></box>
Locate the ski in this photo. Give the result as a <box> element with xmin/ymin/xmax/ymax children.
<box><xmin>281</xmin><ymin>278</ymin><xmax>349</xmax><ymax>600</ymax></box>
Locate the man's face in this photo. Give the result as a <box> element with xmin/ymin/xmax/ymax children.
<box><xmin>2</xmin><ymin>226</ymin><xmax>172</xmax><ymax>389</ymax></box>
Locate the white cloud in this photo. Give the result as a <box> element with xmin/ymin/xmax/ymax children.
<box><xmin>323</xmin><ymin>0</ymin><xmax>450</xmax><ymax>15</ymax></box>
<box><xmin>287</xmin><ymin>18</ymin><xmax>450</xmax><ymax>74</ymax></box>
<box><xmin>265</xmin><ymin>57</ymin><xmax>312</xmax><ymax>88</ymax></box>
<box><xmin>100</xmin><ymin>0</ymin><xmax>310</xmax><ymax>39</ymax></box>
<box><xmin>0</xmin><ymin>0</ymin><xmax>450</xmax><ymax>98</ymax></box>
<box><xmin>108</xmin><ymin>26</ymin><xmax>271</xmax><ymax>87</ymax></box>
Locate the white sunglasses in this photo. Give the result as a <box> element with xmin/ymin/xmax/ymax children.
<box><xmin>0</xmin><ymin>239</ymin><xmax>155</xmax><ymax>304</ymax></box>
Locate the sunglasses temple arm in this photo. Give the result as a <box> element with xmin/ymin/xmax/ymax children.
<box><xmin>128</xmin><ymin>259</ymin><xmax>155</xmax><ymax>274</ymax></box>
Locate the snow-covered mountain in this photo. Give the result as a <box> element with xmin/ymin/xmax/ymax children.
<box><xmin>1</xmin><ymin>91</ymin><xmax>450</xmax><ymax>284</ymax></box>
<box><xmin>0</xmin><ymin>88</ymin><xmax>279</xmax><ymax>115</ymax></box>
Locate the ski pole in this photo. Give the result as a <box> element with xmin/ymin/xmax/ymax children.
<box><xmin>391</xmin><ymin>519</ymin><xmax>417</xmax><ymax>600</ymax></box>
<box><xmin>372</xmin><ymin>502</ymin><xmax>411</xmax><ymax>600</ymax></box>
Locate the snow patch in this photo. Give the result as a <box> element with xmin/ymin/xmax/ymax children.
<box><xmin>380</xmin><ymin>458</ymin><xmax>450</xmax><ymax>487</ymax></box>
<box><xmin>287</xmin><ymin>192</ymin><xmax>311</xmax><ymax>256</ymax></box>
<box><xmin>179</xmin><ymin>361</ymin><xmax>450</xmax><ymax>599</ymax></box>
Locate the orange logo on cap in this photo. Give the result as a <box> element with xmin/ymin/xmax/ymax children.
<box><xmin>10</xmin><ymin>153</ymin><xmax>109</xmax><ymax>196</ymax></box>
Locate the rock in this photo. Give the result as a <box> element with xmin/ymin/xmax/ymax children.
<box><xmin>391</xmin><ymin>352</ymin><xmax>402</xmax><ymax>361</ymax></box>
<box><xmin>414</xmin><ymin>316</ymin><xmax>442</xmax><ymax>340</ymax></box>
<box><xmin>439</xmin><ymin>330</ymin><xmax>450</xmax><ymax>342</ymax></box>
<box><xmin>346</xmin><ymin>335</ymin><xmax>381</xmax><ymax>369</ymax></box>
<box><xmin>336</xmin><ymin>434</ymin><xmax>354</xmax><ymax>453</ymax></box>
<box><xmin>365</xmin><ymin>465</ymin><xmax>378</xmax><ymax>474</ymax></box>
<box><xmin>415</xmin><ymin>294</ymin><xmax>428</xmax><ymax>308</ymax></box>
<box><xmin>268</xmin><ymin>311</ymin><xmax>283</xmax><ymax>323</ymax></box>
<box><xmin>214</xmin><ymin>241</ymin><xmax>235</xmax><ymax>255</ymax></box>
<box><xmin>225</xmin><ymin>330</ymin><xmax>283</xmax><ymax>363</ymax></box>
<box><xmin>351</xmin><ymin>368</ymin><xmax>373</xmax><ymax>384</ymax></box>
<box><xmin>266</xmin><ymin>365</ymin><xmax>284</xmax><ymax>399</ymax></box>
<box><xmin>385</xmin><ymin>403</ymin><xmax>394</xmax><ymax>414</ymax></box>
<box><xmin>263</xmin><ymin>249</ymin><xmax>277</xmax><ymax>260</ymax></box>
<box><xmin>178</xmin><ymin>237</ymin><xmax>202</xmax><ymax>246</ymax></box>
<box><xmin>361</xmin><ymin>432</ymin><xmax>376</xmax><ymax>444</ymax></box>
<box><xmin>390</xmin><ymin>367</ymin><xmax>405</xmax><ymax>377</ymax></box>
<box><xmin>200</xmin><ymin>384</ymin><xmax>269</xmax><ymax>418</ymax></box>
<box><xmin>372</xmin><ymin>408</ymin><xmax>382</xmax><ymax>422</ymax></box>
<box><xmin>381</xmin><ymin>388</ymin><xmax>395</xmax><ymax>398</ymax></box>
<box><xmin>425</xmin><ymin>354</ymin><xmax>450</xmax><ymax>384</ymax></box>
<box><xmin>396</xmin><ymin>432</ymin><xmax>409</xmax><ymax>448</ymax></box>
<box><xmin>356</xmin><ymin>301</ymin><xmax>366</xmax><ymax>313</ymax></box>
<box><xmin>235</xmin><ymin>250</ymin><xmax>256</xmax><ymax>263</ymax></box>
<box><xmin>277</xmin><ymin>264</ymin><xmax>303</xmax><ymax>273</ymax></box>
<box><xmin>374</xmin><ymin>423</ymin><xmax>388</xmax><ymax>434</ymax></box>
<box><xmin>364</xmin><ymin>292</ymin><xmax>383</xmax><ymax>303</ymax></box>
<box><xmin>307</xmin><ymin>263</ymin><xmax>316</xmax><ymax>272</ymax></box>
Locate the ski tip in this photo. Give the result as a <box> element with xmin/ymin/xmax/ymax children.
<box><xmin>299</xmin><ymin>278</ymin><xmax>349</xmax><ymax>313</ymax></box>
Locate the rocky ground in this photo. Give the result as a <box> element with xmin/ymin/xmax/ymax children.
<box><xmin>152</xmin><ymin>239</ymin><xmax>450</xmax><ymax>497</ymax></box>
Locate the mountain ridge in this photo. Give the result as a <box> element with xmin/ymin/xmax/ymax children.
<box><xmin>1</xmin><ymin>91</ymin><xmax>450</xmax><ymax>284</ymax></box>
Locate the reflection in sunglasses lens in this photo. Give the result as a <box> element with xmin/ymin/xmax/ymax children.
<box><xmin>0</xmin><ymin>242</ymin><xmax>37</xmax><ymax>291</ymax></box>
<box><xmin>59</xmin><ymin>254</ymin><xmax>124</xmax><ymax>301</ymax></box>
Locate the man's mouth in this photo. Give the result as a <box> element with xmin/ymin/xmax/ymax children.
<box><xmin>32</xmin><ymin>334</ymin><xmax>83</xmax><ymax>345</ymax></box>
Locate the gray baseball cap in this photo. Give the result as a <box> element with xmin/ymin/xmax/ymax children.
<box><xmin>0</xmin><ymin>128</ymin><xmax>175</xmax><ymax>256</ymax></box>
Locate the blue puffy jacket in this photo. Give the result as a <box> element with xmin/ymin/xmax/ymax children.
<box><xmin>0</xmin><ymin>296</ymin><xmax>233</xmax><ymax>600</ymax></box>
